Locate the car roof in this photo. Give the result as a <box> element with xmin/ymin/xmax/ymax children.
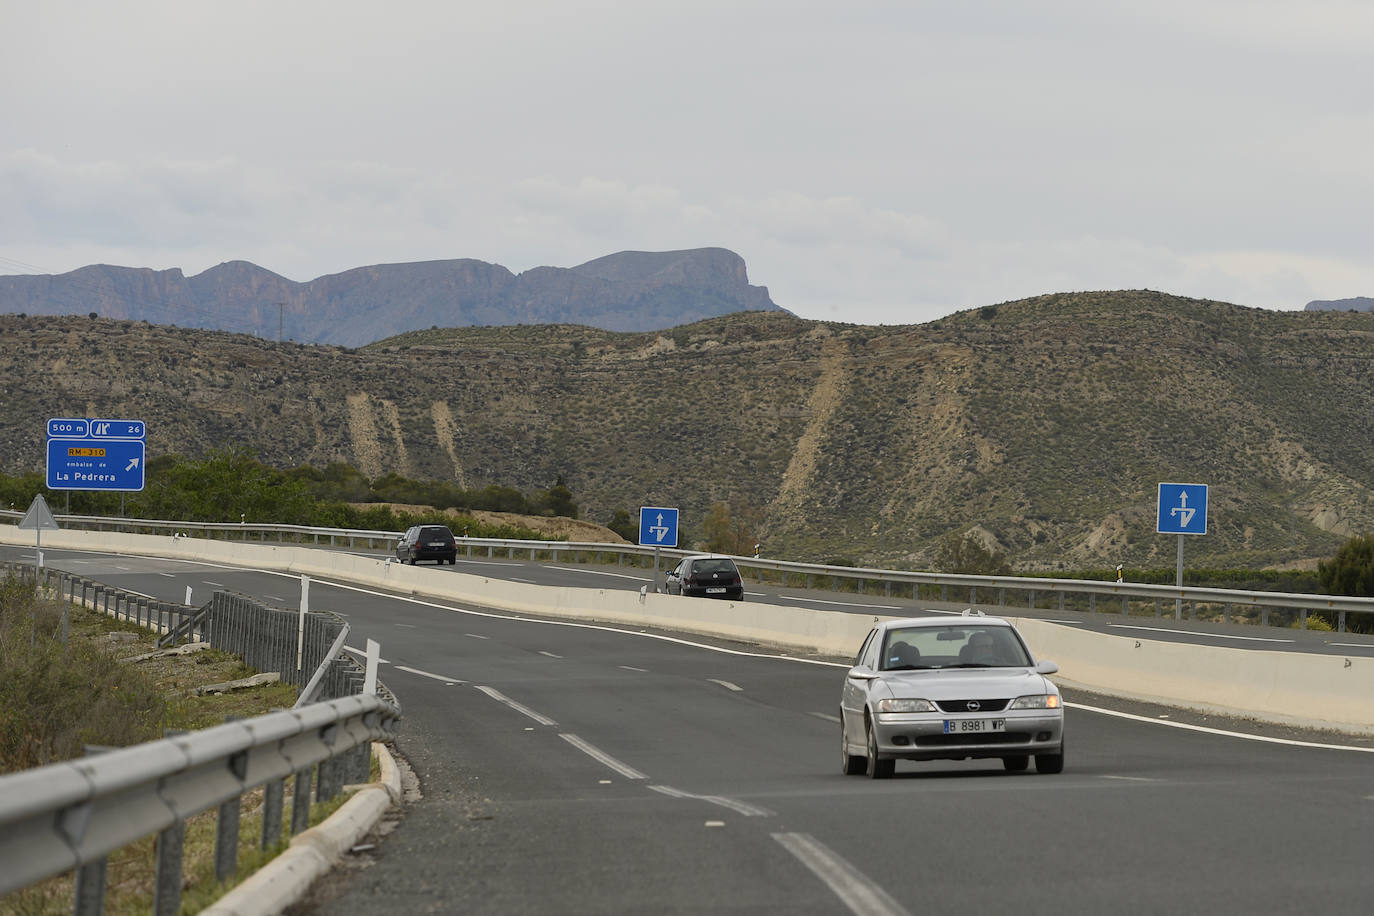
<box><xmin>880</xmin><ymin>613</ymin><xmax>1014</xmax><ymax>630</ymax></box>
<box><xmin>684</xmin><ymin>554</ymin><xmax>736</xmax><ymax>561</ymax></box>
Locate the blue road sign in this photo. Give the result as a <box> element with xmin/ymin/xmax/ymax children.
<box><xmin>88</xmin><ymin>418</ymin><xmax>146</xmax><ymax>440</ymax></box>
<box><xmin>1157</xmin><ymin>482</ymin><xmax>1208</xmax><ymax>535</ymax></box>
<box><xmin>47</xmin><ymin>435</ymin><xmax>146</xmax><ymax>491</ymax></box>
<box><xmin>639</xmin><ymin>506</ymin><xmax>679</xmax><ymax>548</ymax></box>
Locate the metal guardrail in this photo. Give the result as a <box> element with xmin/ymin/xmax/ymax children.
<box><xmin>4</xmin><ymin>509</ymin><xmax>1372</xmax><ymax>629</ymax></box>
<box><xmin>0</xmin><ymin>562</ymin><xmax>402</xmax><ymax>913</ymax></box>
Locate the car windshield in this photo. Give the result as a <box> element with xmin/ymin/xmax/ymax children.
<box><xmin>879</xmin><ymin>625</ymin><xmax>1031</xmax><ymax>671</ymax></box>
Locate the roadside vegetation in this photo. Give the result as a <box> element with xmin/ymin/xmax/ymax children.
<box><xmin>0</xmin><ymin>451</ymin><xmax>578</xmax><ymax>540</ymax></box>
<box><xmin>0</xmin><ymin>574</ymin><xmax>352</xmax><ymax>913</ymax></box>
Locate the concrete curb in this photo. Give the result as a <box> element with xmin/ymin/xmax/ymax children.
<box><xmin>200</xmin><ymin>742</ymin><xmax>401</xmax><ymax>916</ymax></box>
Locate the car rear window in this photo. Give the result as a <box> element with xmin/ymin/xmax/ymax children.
<box><xmin>694</xmin><ymin>559</ymin><xmax>737</xmax><ymax>574</ymax></box>
<box><xmin>419</xmin><ymin>527</ymin><xmax>454</xmax><ymax>540</ymax></box>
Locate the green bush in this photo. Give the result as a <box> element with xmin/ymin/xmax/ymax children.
<box><xmin>1318</xmin><ymin>533</ymin><xmax>1374</xmax><ymax>597</ymax></box>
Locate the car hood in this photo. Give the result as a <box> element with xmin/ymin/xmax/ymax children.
<box><xmin>877</xmin><ymin>668</ymin><xmax>1056</xmax><ymax>701</ymax></box>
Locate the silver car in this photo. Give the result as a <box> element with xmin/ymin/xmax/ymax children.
<box><xmin>840</xmin><ymin>611</ymin><xmax>1065</xmax><ymax>778</ymax></box>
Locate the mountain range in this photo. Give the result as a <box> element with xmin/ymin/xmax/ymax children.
<box><xmin>1306</xmin><ymin>297</ymin><xmax>1374</xmax><ymax>313</ymax></box>
<box><xmin>0</xmin><ymin>248</ymin><xmax>783</xmax><ymax>346</ymax></box>
<box><xmin>3</xmin><ymin>290</ymin><xmax>1372</xmax><ymax>571</ymax></box>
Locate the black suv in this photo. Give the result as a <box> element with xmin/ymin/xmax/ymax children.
<box><xmin>396</xmin><ymin>525</ymin><xmax>458</xmax><ymax>565</ymax></box>
<box><xmin>665</xmin><ymin>555</ymin><xmax>744</xmax><ymax>600</ymax></box>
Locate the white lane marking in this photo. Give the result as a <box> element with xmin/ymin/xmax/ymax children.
<box><xmin>1099</xmin><ymin>775</ymin><xmax>1160</xmax><ymax>783</ymax></box>
<box><xmin>157</xmin><ymin>572</ymin><xmax>176</xmax><ymax>578</ymax></box>
<box><xmin>394</xmin><ymin>623</ymin><xmax>417</xmax><ymax>628</ymax></box>
<box><xmin>475</xmin><ymin>686</ymin><xmax>557</xmax><ymax>726</ymax></box>
<box><xmin>343</xmin><ymin>645</ymin><xmax>392</xmax><ymax>663</ymax></box>
<box><xmin>465</xmin><ymin>633</ymin><xmax>489</xmax><ymax>639</ymax></box>
<box><xmin>619</xmin><ymin>665</ymin><xmax>648</xmax><ymax>673</ymax></box>
<box><xmin>648</xmin><ymin>784</ymin><xmax>773</xmax><ymax>817</ymax></box>
<box><xmin>1327</xmin><ymin>643</ymin><xmax>1374</xmax><ymax>649</ymax></box>
<box><xmin>810</xmin><ymin>712</ymin><xmax>841</xmax><ymax>724</ymax></box>
<box><xmin>547</xmin><ymin>565</ymin><xmax>651</xmax><ymax>583</ymax></box>
<box><xmin>773</xmin><ymin>833</ymin><xmax>911</xmax><ymax>916</ymax></box>
<box><xmin>539</xmin><ymin>650</ymin><xmax>563</xmax><ymax>659</ymax></box>
<box><xmin>1107</xmin><ymin>624</ymin><xmax>1294</xmax><ymax>644</ymax></box>
<box><xmin>263</xmin><ymin>595</ymin><xmax>285</xmax><ymax>602</ymax></box>
<box><xmin>394</xmin><ymin>664</ymin><xmax>464</xmax><ymax>684</ymax></box>
<box><xmin>560</xmin><ymin>734</ymin><xmax>647</xmax><ymax>780</ymax></box>
<box><xmin>455</xmin><ymin>559</ymin><xmax>526</xmax><ymax>568</ymax></box>
<box><xmin>1040</xmin><ymin>618</ymin><xmax>1082</xmax><ymax>625</ymax></box>
<box><xmin>511</xmin><ymin>577</ymin><xmax>537</xmax><ymax>584</ymax></box>
<box><xmin>204</xmin><ymin>581</ymin><xmax>225</xmax><ymax>588</ymax></box>
<box><xmin>114</xmin><ymin>565</ymin><xmax>129</xmax><ymax>570</ymax></box>
<box><xmin>708</xmin><ymin>678</ymin><xmax>743</xmax><ymax>692</ymax></box>
<box><xmin>778</xmin><ymin>596</ymin><xmax>902</xmax><ymax>610</ymax></box>
<box><xmin>1068</xmin><ymin>702</ymin><xmax>1374</xmax><ymax>752</ymax></box>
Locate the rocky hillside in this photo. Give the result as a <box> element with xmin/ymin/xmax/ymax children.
<box><xmin>0</xmin><ymin>248</ymin><xmax>783</xmax><ymax>346</ymax></box>
<box><xmin>3</xmin><ymin>291</ymin><xmax>1372</xmax><ymax>570</ymax></box>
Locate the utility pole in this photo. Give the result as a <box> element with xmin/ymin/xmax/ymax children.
<box><xmin>278</xmin><ymin>302</ymin><xmax>285</xmax><ymax>342</ymax></box>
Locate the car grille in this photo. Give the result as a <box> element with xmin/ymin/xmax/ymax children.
<box><xmin>914</xmin><ymin>732</ymin><xmax>1030</xmax><ymax>747</ymax></box>
<box><xmin>934</xmin><ymin>698</ymin><xmax>1010</xmax><ymax>713</ymax></box>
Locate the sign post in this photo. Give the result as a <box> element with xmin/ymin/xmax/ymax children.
<box><xmin>18</xmin><ymin>494</ymin><xmax>60</xmax><ymax>572</ymax></box>
<box><xmin>1157</xmin><ymin>483</ymin><xmax>1209</xmax><ymax>620</ymax></box>
<box><xmin>639</xmin><ymin>506</ymin><xmax>680</xmax><ymax>594</ymax></box>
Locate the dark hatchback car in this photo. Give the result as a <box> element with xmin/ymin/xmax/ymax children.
<box><xmin>665</xmin><ymin>555</ymin><xmax>744</xmax><ymax>600</ymax></box>
<box><xmin>396</xmin><ymin>525</ymin><xmax>458</xmax><ymax>565</ymax></box>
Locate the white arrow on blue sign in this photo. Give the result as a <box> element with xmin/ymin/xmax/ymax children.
<box><xmin>1157</xmin><ymin>482</ymin><xmax>1208</xmax><ymax>535</ymax></box>
<box><xmin>639</xmin><ymin>506</ymin><xmax>679</xmax><ymax>548</ymax></box>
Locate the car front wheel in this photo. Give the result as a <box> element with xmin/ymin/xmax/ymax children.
<box><xmin>1035</xmin><ymin>742</ymin><xmax>1065</xmax><ymax>774</ymax></box>
<box><xmin>865</xmin><ymin>718</ymin><xmax>894</xmax><ymax>779</ymax></box>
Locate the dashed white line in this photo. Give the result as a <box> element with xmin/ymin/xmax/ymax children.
<box><xmin>394</xmin><ymin>664</ymin><xmax>463</xmax><ymax>684</ymax></box>
<box><xmin>772</xmin><ymin>833</ymin><xmax>911</xmax><ymax>916</ymax></box>
<box><xmin>810</xmin><ymin>712</ymin><xmax>841</xmax><ymax>724</ymax></box>
<box><xmin>157</xmin><ymin>572</ymin><xmax>176</xmax><ymax>578</ymax></box>
<box><xmin>539</xmin><ymin>650</ymin><xmax>563</xmax><ymax>659</ymax></box>
<box><xmin>619</xmin><ymin>665</ymin><xmax>648</xmax><ymax>673</ymax></box>
<box><xmin>648</xmin><ymin>784</ymin><xmax>773</xmax><ymax>817</ymax></box>
<box><xmin>394</xmin><ymin>623</ymin><xmax>417</xmax><ymax>628</ymax></box>
<box><xmin>708</xmin><ymin>678</ymin><xmax>743</xmax><ymax>692</ymax></box>
<box><xmin>203</xmin><ymin>581</ymin><xmax>225</xmax><ymax>588</ymax></box>
<box><xmin>560</xmin><ymin>734</ymin><xmax>647</xmax><ymax>780</ymax></box>
<box><xmin>465</xmin><ymin>633</ymin><xmax>489</xmax><ymax>639</ymax></box>
<box><xmin>475</xmin><ymin>686</ymin><xmax>557</xmax><ymax>726</ymax></box>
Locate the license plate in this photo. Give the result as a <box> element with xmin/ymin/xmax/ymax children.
<box><xmin>426</xmin><ymin>541</ymin><xmax>446</xmax><ymax>547</ymax></box>
<box><xmin>706</xmin><ymin>587</ymin><xmax>726</xmax><ymax>594</ymax></box>
<box><xmin>943</xmin><ymin>718</ymin><xmax>1006</xmax><ymax>734</ymax></box>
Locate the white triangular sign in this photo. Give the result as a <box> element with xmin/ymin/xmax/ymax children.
<box><xmin>18</xmin><ymin>495</ymin><xmax>60</xmax><ymax>531</ymax></box>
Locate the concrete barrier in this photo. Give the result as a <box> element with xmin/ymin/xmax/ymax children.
<box><xmin>5</xmin><ymin>526</ymin><xmax>1372</xmax><ymax>733</ymax></box>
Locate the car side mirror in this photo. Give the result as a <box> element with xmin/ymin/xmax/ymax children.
<box><xmin>1035</xmin><ymin>660</ymin><xmax>1059</xmax><ymax>675</ymax></box>
<box><xmin>846</xmin><ymin>667</ymin><xmax>878</xmax><ymax>682</ymax></box>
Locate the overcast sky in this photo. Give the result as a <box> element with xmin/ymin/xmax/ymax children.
<box><xmin>3</xmin><ymin>1</ymin><xmax>1372</xmax><ymax>325</ymax></box>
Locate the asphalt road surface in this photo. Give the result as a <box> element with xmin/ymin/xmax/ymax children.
<box><xmin>8</xmin><ymin>546</ymin><xmax>1374</xmax><ymax>914</ymax></box>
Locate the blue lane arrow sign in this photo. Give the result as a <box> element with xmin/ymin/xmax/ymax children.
<box><xmin>639</xmin><ymin>506</ymin><xmax>679</xmax><ymax>548</ymax></box>
<box><xmin>1157</xmin><ymin>483</ymin><xmax>1208</xmax><ymax>535</ymax></box>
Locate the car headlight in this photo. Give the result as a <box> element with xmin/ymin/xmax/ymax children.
<box><xmin>876</xmin><ymin>698</ymin><xmax>937</xmax><ymax>713</ymax></box>
<box><xmin>1009</xmin><ymin>694</ymin><xmax>1061</xmax><ymax>710</ymax></box>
